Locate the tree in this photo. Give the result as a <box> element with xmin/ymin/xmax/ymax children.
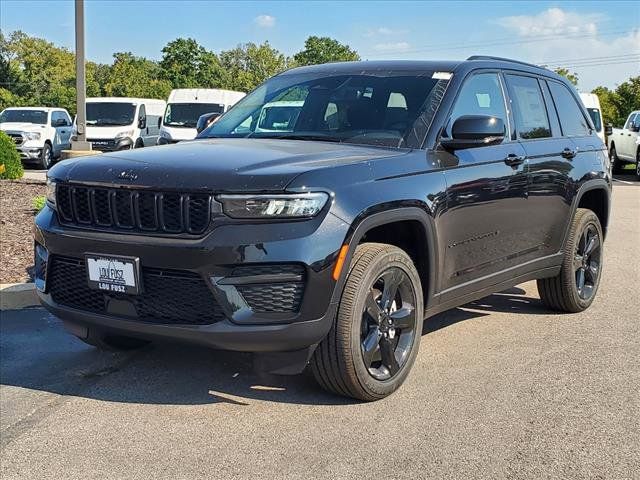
<box><xmin>591</xmin><ymin>76</ymin><xmax>640</xmax><ymax>127</ymax></box>
<box><xmin>293</xmin><ymin>36</ymin><xmax>360</xmax><ymax>66</ymax></box>
<box><xmin>554</xmin><ymin>67</ymin><xmax>579</xmax><ymax>86</ymax></box>
<box><xmin>160</xmin><ymin>38</ymin><xmax>225</xmax><ymax>89</ymax></box>
<box><xmin>591</xmin><ymin>86</ymin><xmax>620</xmax><ymax>128</ymax></box>
<box><xmin>104</xmin><ymin>52</ymin><xmax>171</xmax><ymax>99</ymax></box>
<box><xmin>219</xmin><ymin>42</ymin><xmax>287</xmax><ymax>91</ymax></box>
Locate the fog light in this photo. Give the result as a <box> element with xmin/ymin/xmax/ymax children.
<box><xmin>34</xmin><ymin>243</ymin><xmax>49</xmax><ymax>292</ymax></box>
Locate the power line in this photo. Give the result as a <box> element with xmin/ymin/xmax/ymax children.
<box><xmin>538</xmin><ymin>53</ymin><xmax>640</xmax><ymax>66</ymax></box>
<box><xmin>560</xmin><ymin>59</ymin><xmax>640</xmax><ymax>69</ymax></box>
<box><xmin>363</xmin><ymin>28</ymin><xmax>637</xmax><ymax>57</ymax></box>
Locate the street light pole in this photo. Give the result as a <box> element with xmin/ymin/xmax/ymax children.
<box><xmin>72</xmin><ymin>0</ymin><xmax>91</xmax><ymax>150</ymax></box>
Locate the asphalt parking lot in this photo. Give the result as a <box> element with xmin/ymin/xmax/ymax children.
<box><xmin>1</xmin><ymin>177</ymin><xmax>638</xmax><ymax>479</ymax></box>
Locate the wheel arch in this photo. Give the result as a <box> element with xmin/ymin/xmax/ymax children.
<box><xmin>573</xmin><ymin>180</ymin><xmax>611</xmax><ymax>239</ymax></box>
<box><xmin>331</xmin><ymin>206</ymin><xmax>438</xmax><ymax>311</ymax></box>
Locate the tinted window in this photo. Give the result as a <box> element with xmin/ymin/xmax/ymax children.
<box><xmin>505</xmin><ymin>75</ymin><xmax>551</xmax><ymax>140</ymax></box>
<box><xmin>0</xmin><ymin>109</ymin><xmax>47</xmax><ymax>124</ymax></box>
<box><xmin>548</xmin><ymin>81</ymin><xmax>590</xmax><ymax>136</ymax></box>
<box><xmin>449</xmin><ymin>72</ymin><xmax>507</xmax><ymax>132</ymax></box>
<box><xmin>164</xmin><ymin>103</ymin><xmax>224</xmax><ymax>128</ymax></box>
<box><xmin>625</xmin><ymin>114</ymin><xmax>637</xmax><ymax>129</ymax></box>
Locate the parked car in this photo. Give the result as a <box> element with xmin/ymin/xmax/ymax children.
<box><xmin>0</xmin><ymin>107</ymin><xmax>72</xmax><ymax>169</ymax></box>
<box><xmin>158</xmin><ymin>89</ymin><xmax>245</xmax><ymax>144</ymax></box>
<box><xmin>74</xmin><ymin>97</ymin><xmax>166</xmax><ymax>152</ymax></box>
<box><xmin>579</xmin><ymin>92</ymin><xmax>605</xmax><ymax>144</ymax></box>
<box><xmin>608</xmin><ymin>110</ymin><xmax>640</xmax><ymax>178</ymax></box>
<box><xmin>36</xmin><ymin>57</ymin><xmax>611</xmax><ymax>401</ymax></box>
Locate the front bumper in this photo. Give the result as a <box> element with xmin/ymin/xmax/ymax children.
<box><xmin>17</xmin><ymin>146</ymin><xmax>43</xmax><ymax>161</ymax></box>
<box><xmin>34</xmin><ymin>206</ymin><xmax>348</xmax><ymax>353</ymax></box>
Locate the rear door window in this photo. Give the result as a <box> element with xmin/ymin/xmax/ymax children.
<box><xmin>547</xmin><ymin>81</ymin><xmax>590</xmax><ymax>137</ymax></box>
<box><xmin>504</xmin><ymin>74</ymin><xmax>551</xmax><ymax>140</ymax></box>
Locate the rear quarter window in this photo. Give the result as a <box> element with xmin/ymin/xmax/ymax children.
<box><xmin>547</xmin><ymin>81</ymin><xmax>591</xmax><ymax>137</ymax></box>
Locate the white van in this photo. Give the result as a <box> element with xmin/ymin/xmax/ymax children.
<box><xmin>79</xmin><ymin>97</ymin><xmax>166</xmax><ymax>151</ymax></box>
<box><xmin>158</xmin><ymin>89</ymin><xmax>245</xmax><ymax>144</ymax></box>
<box><xmin>579</xmin><ymin>93</ymin><xmax>605</xmax><ymax>144</ymax></box>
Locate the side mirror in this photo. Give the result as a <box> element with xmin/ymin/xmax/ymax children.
<box><xmin>440</xmin><ymin>115</ymin><xmax>505</xmax><ymax>151</ymax></box>
<box><xmin>630</xmin><ymin>124</ymin><xmax>640</xmax><ymax>133</ymax></box>
<box><xmin>138</xmin><ymin>116</ymin><xmax>146</xmax><ymax>129</ymax></box>
<box><xmin>604</xmin><ymin>123</ymin><xmax>613</xmax><ymax>136</ymax></box>
<box><xmin>196</xmin><ymin>112</ymin><xmax>221</xmax><ymax>134</ymax></box>
<box><xmin>53</xmin><ymin>118</ymin><xmax>67</xmax><ymax>127</ymax></box>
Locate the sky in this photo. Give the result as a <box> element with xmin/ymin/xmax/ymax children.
<box><xmin>1</xmin><ymin>0</ymin><xmax>639</xmax><ymax>91</ymax></box>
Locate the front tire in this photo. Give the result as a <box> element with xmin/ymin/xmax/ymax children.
<box><xmin>39</xmin><ymin>143</ymin><xmax>53</xmax><ymax>170</ymax></box>
<box><xmin>537</xmin><ymin>208</ymin><xmax>603</xmax><ymax>312</ymax></box>
<box><xmin>610</xmin><ymin>145</ymin><xmax>623</xmax><ymax>174</ymax></box>
<box><xmin>311</xmin><ymin>243</ymin><xmax>424</xmax><ymax>401</ymax></box>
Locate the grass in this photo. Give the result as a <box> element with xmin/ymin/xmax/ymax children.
<box><xmin>31</xmin><ymin>195</ymin><xmax>46</xmax><ymax>213</ymax></box>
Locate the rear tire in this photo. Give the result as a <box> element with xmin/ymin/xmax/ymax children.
<box><xmin>537</xmin><ymin>208</ymin><xmax>603</xmax><ymax>313</ymax></box>
<box><xmin>78</xmin><ymin>328</ymin><xmax>149</xmax><ymax>351</ymax></box>
<box><xmin>311</xmin><ymin>243</ymin><xmax>424</xmax><ymax>401</ymax></box>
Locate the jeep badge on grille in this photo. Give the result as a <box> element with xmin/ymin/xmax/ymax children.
<box><xmin>118</xmin><ymin>170</ymin><xmax>138</xmax><ymax>181</ymax></box>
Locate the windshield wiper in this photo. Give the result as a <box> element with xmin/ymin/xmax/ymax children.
<box><xmin>258</xmin><ymin>134</ymin><xmax>343</xmax><ymax>143</ymax></box>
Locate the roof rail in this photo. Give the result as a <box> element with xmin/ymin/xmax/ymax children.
<box><xmin>466</xmin><ymin>55</ymin><xmax>543</xmax><ymax>69</ymax></box>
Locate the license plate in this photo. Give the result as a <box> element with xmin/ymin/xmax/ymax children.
<box><xmin>86</xmin><ymin>255</ymin><xmax>140</xmax><ymax>295</ymax></box>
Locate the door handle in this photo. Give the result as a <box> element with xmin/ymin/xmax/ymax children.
<box><xmin>561</xmin><ymin>147</ymin><xmax>577</xmax><ymax>159</ymax></box>
<box><xmin>504</xmin><ymin>153</ymin><xmax>526</xmax><ymax>166</ymax></box>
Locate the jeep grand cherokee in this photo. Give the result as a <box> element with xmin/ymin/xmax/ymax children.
<box><xmin>35</xmin><ymin>56</ymin><xmax>611</xmax><ymax>401</ymax></box>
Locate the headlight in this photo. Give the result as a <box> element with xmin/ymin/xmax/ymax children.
<box><xmin>160</xmin><ymin>130</ymin><xmax>171</xmax><ymax>139</ymax></box>
<box><xmin>46</xmin><ymin>179</ymin><xmax>56</xmax><ymax>206</ymax></box>
<box><xmin>25</xmin><ymin>132</ymin><xmax>41</xmax><ymax>140</ymax></box>
<box><xmin>115</xmin><ymin>130</ymin><xmax>134</xmax><ymax>139</ymax></box>
<box><xmin>217</xmin><ymin>193</ymin><xmax>329</xmax><ymax>219</ymax></box>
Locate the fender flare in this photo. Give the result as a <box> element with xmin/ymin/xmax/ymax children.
<box><xmin>563</xmin><ymin>178</ymin><xmax>611</xmax><ymax>243</ymax></box>
<box><xmin>330</xmin><ymin>206</ymin><xmax>439</xmax><ymax>309</ymax></box>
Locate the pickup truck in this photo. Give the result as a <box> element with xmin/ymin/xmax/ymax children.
<box><xmin>608</xmin><ymin>110</ymin><xmax>640</xmax><ymax>179</ymax></box>
<box><xmin>0</xmin><ymin>107</ymin><xmax>73</xmax><ymax>169</ymax></box>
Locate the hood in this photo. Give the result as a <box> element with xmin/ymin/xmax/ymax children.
<box><xmin>0</xmin><ymin>122</ymin><xmax>47</xmax><ymax>133</ymax></box>
<box><xmin>160</xmin><ymin>125</ymin><xmax>197</xmax><ymax>141</ymax></box>
<box><xmin>84</xmin><ymin>125</ymin><xmax>135</xmax><ymax>139</ymax></box>
<box><xmin>49</xmin><ymin>138</ymin><xmax>406</xmax><ymax>192</ymax></box>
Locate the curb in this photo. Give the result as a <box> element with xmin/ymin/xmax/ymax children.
<box><xmin>0</xmin><ymin>283</ymin><xmax>40</xmax><ymax>310</ymax></box>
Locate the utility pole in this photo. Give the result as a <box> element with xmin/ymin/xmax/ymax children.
<box><xmin>71</xmin><ymin>0</ymin><xmax>91</xmax><ymax>151</ymax></box>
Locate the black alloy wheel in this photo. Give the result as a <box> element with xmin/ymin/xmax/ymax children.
<box><xmin>360</xmin><ymin>267</ymin><xmax>417</xmax><ymax>381</ymax></box>
<box><xmin>573</xmin><ymin>223</ymin><xmax>601</xmax><ymax>301</ymax></box>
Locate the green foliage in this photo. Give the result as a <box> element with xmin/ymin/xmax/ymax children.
<box><xmin>293</xmin><ymin>36</ymin><xmax>360</xmax><ymax>66</ymax></box>
<box><xmin>591</xmin><ymin>77</ymin><xmax>640</xmax><ymax>127</ymax></box>
<box><xmin>219</xmin><ymin>42</ymin><xmax>288</xmax><ymax>91</ymax></box>
<box><xmin>160</xmin><ymin>38</ymin><xmax>226</xmax><ymax>89</ymax></box>
<box><xmin>104</xmin><ymin>52</ymin><xmax>172</xmax><ymax>99</ymax></box>
<box><xmin>554</xmin><ymin>68</ymin><xmax>579</xmax><ymax>86</ymax></box>
<box><xmin>0</xmin><ymin>131</ymin><xmax>24</xmax><ymax>180</ymax></box>
<box><xmin>31</xmin><ymin>195</ymin><xmax>46</xmax><ymax>212</ymax></box>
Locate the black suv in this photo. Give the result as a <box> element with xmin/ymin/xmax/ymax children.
<box><xmin>35</xmin><ymin>57</ymin><xmax>611</xmax><ymax>401</ymax></box>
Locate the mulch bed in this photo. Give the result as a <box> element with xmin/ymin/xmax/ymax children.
<box><xmin>1</xmin><ymin>179</ymin><xmax>46</xmax><ymax>283</ymax></box>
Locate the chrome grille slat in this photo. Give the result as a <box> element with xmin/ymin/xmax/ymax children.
<box><xmin>55</xmin><ymin>184</ymin><xmax>211</xmax><ymax>235</ymax></box>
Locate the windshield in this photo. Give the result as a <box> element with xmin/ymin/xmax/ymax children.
<box><xmin>86</xmin><ymin>103</ymin><xmax>136</xmax><ymax>126</ymax></box>
<box><xmin>586</xmin><ymin>108</ymin><xmax>602</xmax><ymax>132</ymax></box>
<box><xmin>164</xmin><ymin>103</ymin><xmax>224</xmax><ymax>128</ymax></box>
<box><xmin>199</xmin><ymin>70</ymin><xmax>450</xmax><ymax>148</ymax></box>
<box><xmin>0</xmin><ymin>109</ymin><xmax>47</xmax><ymax>124</ymax></box>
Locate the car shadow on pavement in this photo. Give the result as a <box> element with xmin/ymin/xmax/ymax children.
<box><xmin>1</xmin><ymin>287</ymin><xmax>554</xmax><ymax>408</ymax></box>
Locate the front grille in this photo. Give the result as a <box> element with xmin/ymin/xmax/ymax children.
<box><xmin>48</xmin><ymin>255</ymin><xmax>225</xmax><ymax>325</ymax></box>
<box><xmin>88</xmin><ymin>138</ymin><xmax>117</xmax><ymax>151</ymax></box>
<box><xmin>7</xmin><ymin>133</ymin><xmax>23</xmax><ymax>145</ymax></box>
<box><xmin>56</xmin><ymin>184</ymin><xmax>212</xmax><ymax>235</ymax></box>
